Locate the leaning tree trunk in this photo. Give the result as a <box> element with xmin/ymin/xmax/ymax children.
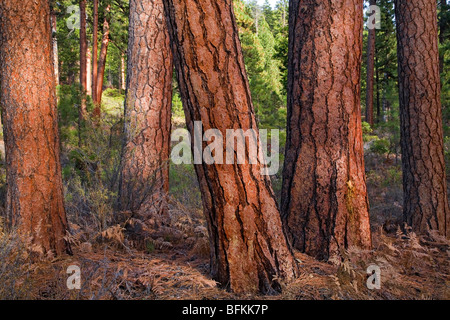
<box><xmin>281</xmin><ymin>0</ymin><xmax>372</xmax><ymax>261</ymax></box>
<box><xmin>119</xmin><ymin>0</ymin><xmax>172</xmax><ymax>217</ymax></box>
<box><xmin>0</xmin><ymin>0</ymin><xmax>71</xmax><ymax>256</ymax></box>
<box><xmin>365</xmin><ymin>0</ymin><xmax>377</xmax><ymax>126</ymax></box>
<box><xmin>395</xmin><ymin>0</ymin><xmax>449</xmax><ymax>237</ymax></box>
<box><xmin>164</xmin><ymin>0</ymin><xmax>298</xmax><ymax>294</ymax></box>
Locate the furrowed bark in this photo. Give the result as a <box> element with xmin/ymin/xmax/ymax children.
<box><xmin>0</xmin><ymin>0</ymin><xmax>71</xmax><ymax>256</ymax></box>
<box><xmin>281</xmin><ymin>0</ymin><xmax>372</xmax><ymax>260</ymax></box>
<box><xmin>119</xmin><ymin>0</ymin><xmax>172</xmax><ymax>217</ymax></box>
<box><xmin>395</xmin><ymin>0</ymin><xmax>449</xmax><ymax>237</ymax></box>
<box><xmin>164</xmin><ymin>0</ymin><xmax>298</xmax><ymax>294</ymax></box>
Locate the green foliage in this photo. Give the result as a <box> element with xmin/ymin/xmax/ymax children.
<box><xmin>370</xmin><ymin>138</ymin><xmax>390</xmax><ymax>155</ymax></box>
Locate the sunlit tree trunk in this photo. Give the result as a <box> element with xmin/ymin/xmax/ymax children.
<box><xmin>94</xmin><ymin>4</ymin><xmax>110</xmax><ymax>115</ymax></box>
<box><xmin>164</xmin><ymin>0</ymin><xmax>298</xmax><ymax>294</ymax></box>
<box><xmin>0</xmin><ymin>0</ymin><xmax>71</xmax><ymax>256</ymax></box>
<box><xmin>79</xmin><ymin>0</ymin><xmax>87</xmax><ymax>120</ymax></box>
<box><xmin>281</xmin><ymin>0</ymin><xmax>372</xmax><ymax>260</ymax></box>
<box><xmin>119</xmin><ymin>0</ymin><xmax>172</xmax><ymax>217</ymax></box>
<box><xmin>92</xmin><ymin>0</ymin><xmax>99</xmax><ymax>102</ymax></box>
<box><xmin>395</xmin><ymin>0</ymin><xmax>449</xmax><ymax>237</ymax></box>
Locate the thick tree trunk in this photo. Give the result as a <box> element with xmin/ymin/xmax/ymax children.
<box><xmin>395</xmin><ymin>0</ymin><xmax>449</xmax><ymax>237</ymax></box>
<box><xmin>119</xmin><ymin>0</ymin><xmax>172</xmax><ymax>217</ymax></box>
<box><xmin>164</xmin><ymin>0</ymin><xmax>298</xmax><ymax>294</ymax></box>
<box><xmin>92</xmin><ymin>0</ymin><xmax>99</xmax><ymax>102</ymax></box>
<box><xmin>281</xmin><ymin>0</ymin><xmax>372</xmax><ymax>261</ymax></box>
<box><xmin>0</xmin><ymin>0</ymin><xmax>71</xmax><ymax>256</ymax></box>
<box><xmin>94</xmin><ymin>4</ymin><xmax>111</xmax><ymax>115</ymax></box>
<box><xmin>365</xmin><ymin>0</ymin><xmax>376</xmax><ymax>126</ymax></box>
<box><xmin>79</xmin><ymin>0</ymin><xmax>87</xmax><ymax>120</ymax></box>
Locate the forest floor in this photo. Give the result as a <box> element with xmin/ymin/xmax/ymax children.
<box><xmin>14</xmin><ymin>225</ymin><xmax>449</xmax><ymax>300</ymax></box>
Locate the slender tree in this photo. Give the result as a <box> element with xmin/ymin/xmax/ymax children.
<box><xmin>440</xmin><ymin>0</ymin><xmax>448</xmax><ymax>75</ymax></box>
<box><xmin>0</xmin><ymin>0</ymin><xmax>71</xmax><ymax>256</ymax></box>
<box><xmin>281</xmin><ymin>0</ymin><xmax>372</xmax><ymax>260</ymax></box>
<box><xmin>119</xmin><ymin>0</ymin><xmax>172</xmax><ymax>216</ymax></box>
<box><xmin>395</xmin><ymin>0</ymin><xmax>449</xmax><ymax>237</ymax></box>
<box><xmin>79</xmin><ymin>0</ymin><xmax>87</xmax><ymax>120</ymax></box>
<box><xmin>94</xmin><ymin>3</ymin><xmax>111</xmax><ymax>114</ymax></box>
<box><xmin>92</xmin><ymin>0</ymin><xmax>99</xmax><ymax>102</ymax></box>
<box><xmin>164</xmin><ymin>0</ymin><xmax>298</xmax><ymax>294</ymax></box>
<box><xmin>366</xmin><ymin>0</ymin><xmax>377</xmax><ymax>126</ymax></box>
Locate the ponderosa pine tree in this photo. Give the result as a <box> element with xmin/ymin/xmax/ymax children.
<box><xmin>118</xmin><ymin>0</ymin><xmax>172</xmax><ymax>216</ymax></box>
<box><xmin>0</xmin><ymin>0</ymin><xmax>71</xmax><ymax>256</ymax></box>
<box><xmin>395</xmin><ymin>0</ymin><xmax>449</xmax><ymax>237</ymax></box>
<box><xmin>163</xmin><ymin>0</ymin><xmax>298</xmax><ymax>294</ymax></box>
<box><xmin>281</xmin><ymin>0</ymin><xmax>372</xmax><ymax>260</ymax></box>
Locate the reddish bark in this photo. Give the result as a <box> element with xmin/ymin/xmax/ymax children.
<box><xmin>93</xmin><ymin>4</ymin><xmax>111</xmax><ymax>116</ymax></box>
<box><xmin>119</xmin><ymin>0</ymin><xmax>172</xmax><ymax>217</ymax></box>
<box><xmin>92</xmin><ymin>0</ymin><xmax>99</xmax><ymax>102</ymax></box>
<box><xmin>0</xmin><ymin>0</ymin><xmax>71</xmax><ymax>256</ymax></box>
<box><xmin>281</xmin><ymin>0</ymin><xmax>372</xmax><ymax>260</ymax></box>
<box><xmin>164</xmin><ymin>0</ymin><xmax>298</xmax><ymax>294</ymax></box>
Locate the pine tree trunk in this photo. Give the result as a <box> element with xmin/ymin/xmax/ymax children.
<box><xmin>94</xmin><ymin>4</ymin><xmax>111</xmax><ymax>115</ymax></box>
<box><xmin>164</xmin><ymin>0</ymin><xmax>298</xmax><ymax>294</ymax></box>
<box><xmin>120</xmin><ymin>53</ymin><xmax>126</xmax><ymax>92</ymax></box>
<box><xmin>87</xmin><ymin>46</ymin><xmax>92</xmax><ymax>96</ymax></box>
<box><xmin>51</xmin><ymin>8</ymin><xmax>59</xmax><ymax>86</ymax></box>
<box><xmin>395</xmin><ymin>0</ymin><xmax>449</xmax><ymax>237</ymax></box>
<box><xmin>92</xmin><ymin>0</ymin><xmax>99</xmax><ymax>102</ymax></box>
<box><xmin>365</xmin><ymin>0</ymin><xmax>376</xmax><ymax>126</ymax></box>
<box><xmin>0</xmin><ymin>0</ymin><xmax>71</xmax><ymax>256</ymax></box>
<box><xmin>281</xmin><ymin>0</ymin><xmax>372</xmax><ymax>261</ymax></box>
<box><xmin>119</xmin><ymin>0</ymin><xmax>172</xmax><ymax>217</ymax></box>
<box><xmin>79</xmin><ymin>0</ymin><xmax>87</xmax><ymax>120</ymax></box>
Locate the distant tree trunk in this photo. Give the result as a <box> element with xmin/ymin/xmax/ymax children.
<box><xmin>365</xmin><ymin>0</ymin><xmax>376</xmax><ymax>126</ymax></box>
<box><xmin>119</xmin><ymin>0</ymin><xmax>172</xmax><ymax>217</ymax></box>
<box><xmin>120</xmin><ymin>53</ymin><xmax>126</xmax><ymax>93</ymax></box>
<box><xmin>164</xmin><ymin>0</ymin><xmax>298</xmax><ymax>294</ymax></box>
<box><xmin>87</xmin><ymin>46</ymin><xmax>92</xmax><ymax>96</ymax></box>
<box><xmin>79</xmin><ymin>0</ymin><xmax>87</xmax><ymax>120</ymax></box>
<box><xmin>0</xmin><ymin>0</ymin><xmax>71</xmax><ymax>256</ymax></box>
<box><xmin>281</xmin><ymin>0</ymin><xmax>372</xmax><ymax>261</ymax></box>
<box><xmin>94</xmin><ymin>4</ymin><xmax>111</xmax><ymax>116</ymax></box>
<box><xmin>395</xmin><ymin>0</ymin><xmax>449</xmax><ymax>237</ymax></box>
<box><xmin>375</xmin><ymin>54</ymin><xmax>381</xmax><ymax>123</ymax></box>
<box><xmin>51</xmin><ymin>8</ymin><xmax>59</xmax><ymax>86</ymax></box>
<box><xmin>440</xmin><ymin>0</ymin><xmax>447</xmax><ymax>75</ymax></box>
<box><xmin>92</xmin><ymin>0</ymin><xmax>99</xmax><ymax>102</ymax></box>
